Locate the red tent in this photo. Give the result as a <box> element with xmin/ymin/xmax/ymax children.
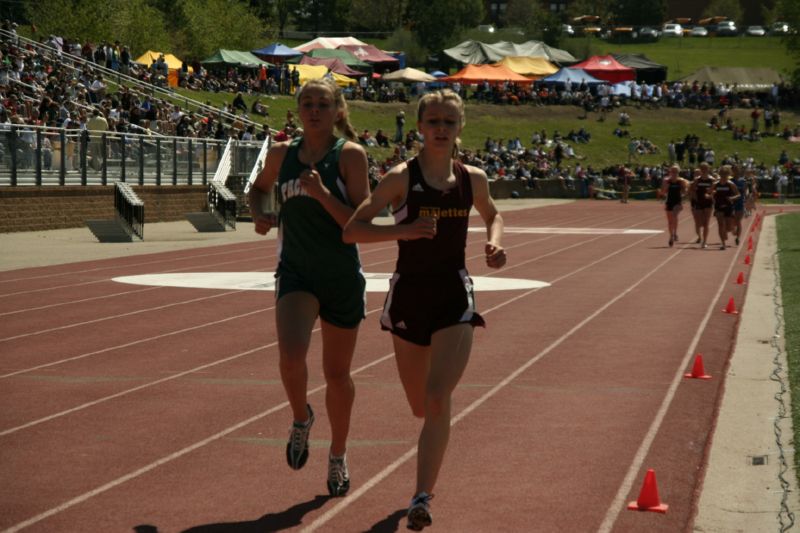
<box><xmin>442</xmin><ymin>64</ymin><xmax>534</xmax><ymax>85</ymax></box>
<box><xmin>299</xmin><ymin>56</ymin><xmax>365</xmax><ymax>77</ymax></box>
<box><xmin>337</xmin><ymin>44</ymin><xmax>399</xmax><ymax>68</ymax></box>
<box><xmin>568</xmin><ymin>55</ymin><xmax>635</xmax><ymax>84</ymax></box>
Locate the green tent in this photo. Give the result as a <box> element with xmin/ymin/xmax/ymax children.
<box><xmin>201</xmin><ymin>49</ymin><xmax>271</xmax><ymax>68</ymax></box>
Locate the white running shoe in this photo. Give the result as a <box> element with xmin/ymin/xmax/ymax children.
<box><xmin>286</xmin><ymin>404</ymin><xmax>314</xmax><ymax>470</ymax></box>
<box><xmin>327</xmin><ymin>453</ymin><xmax>350</xmax><ymax>497</ymax></box>
<box><xmin>407</xmin><ymin>492</ymin><xmax>433</xmax><ymax>531</ymax></box>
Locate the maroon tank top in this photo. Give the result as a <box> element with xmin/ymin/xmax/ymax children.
<box><xmin>393</xmin><ymin>157</ymin><xmax>473</xmax><ymax>276</ymax></box>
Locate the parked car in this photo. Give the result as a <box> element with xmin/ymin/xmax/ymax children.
<box><xmin>713</xmin><ymin>20</ymin><xmax>738</xmax><ymax>36</ymax></box>
<box><xmin>638</xmin><ymin>27</ymin><xmax>660</xmax><ymax>40</ymax></box>
<box><xmin>662</xmin><ymin>23</ymin><xmax>683</xmax><ymax>37</ymax></box>
<box><xmin>745</xmin><ymin>25</ymin><xmax>766</xmax><ymax>36</ymax></box>
<box><xmin>690</xmin><ymin>26</ymin><xmax>709</xmax><ymax>37</ymax></box>
<box><xmin>770</xmin><ymin>21</ymin><xmax>791</xmax><ymax>35</ymax></box>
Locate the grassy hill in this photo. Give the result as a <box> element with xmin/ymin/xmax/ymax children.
<box><xmin>178</xmin><ymin>87</ymin><xmax>799</xmax><ymax>171</ymax></box>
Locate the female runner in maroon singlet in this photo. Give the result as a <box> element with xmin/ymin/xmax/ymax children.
<box><xmin>344</xmin><ymin>89</ymin><xmax>506</xmax><ymax>531</ymax></box>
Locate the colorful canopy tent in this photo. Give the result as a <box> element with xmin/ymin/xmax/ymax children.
<box><xmin>612</xmin><ymin>54</ymin><xmax>667</xmax><ymax>84</ymax></box>
<box><xmin>201</xmin><ymin>49</ymin><xmax>270</xmax><ymax>68</ymax></box>
<box><xmin>134</xmin><ymin>51</ymin><xmax>186</xmax><ymax>70</ymax></box>
<box><xmin>381</xmin><ymin>68</ymin><xmax>436</xmax><ymax>83</ymax></box>
<box><xmin>569</xmin><ymin>55</ymin><xmax>635</xmax><ymax>84</ymax></box>
<box><xmin>443</xmin><ymin>40</ymin><xmax>576</xmax><ymax>65</ymax></box>
<box><xmin>338</xmin><ymin>44</ymin><xmax>399</xmax><ymax>71</ymax></box>
<box><xmin>679</xmin><ymin>67</ymin><xmax>784</xmax><ymax>90</ymax></box>
<box><xmin>288</xmin><ymin>64</ymin><xmax>356</xmax><ymax>88</ymax></box>
<box><xmin>251</xmin><ymin>43</ymin><xmax>303</xmax><ymax>64</ymax></box>
<box><xmin>495</xmin><ymin>56</ymin><xmax>558</xmax><ymax>78</ymax></box>
<box><xmin>299</xmin><ymin>48</ymin><xmax>371</xmax><ymax>71</ymax></box>
<box><xmin>299</xmin><ymin>56</ymin><xmax>365</xmax><ymax>77</ymax></box>
<box><xmin>442</xmin><ymin>64</ymin><xmax>534</xmax><ymax>85</ymax></box>
<box><xmin>294</xmin><ymin>36</ymin><xmax>367</xmax><ymax>53</ymax></box>
<box><xmin>540</xmin><ymin>68</ymin><xmax>604</xmax><ymax>86</ymax></box>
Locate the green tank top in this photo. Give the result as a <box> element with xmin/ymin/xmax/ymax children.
<box><xmin>276</xmin><ymin>137</ymin><xmax>361</xmax><ymax>278</ymax></box>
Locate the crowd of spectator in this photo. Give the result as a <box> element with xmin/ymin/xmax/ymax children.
<box><xmin>1</xmin><ymin>22</ymin><xmax>798</xmax><ymax>197</ymax></box>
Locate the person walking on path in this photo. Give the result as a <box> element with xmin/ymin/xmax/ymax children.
<box><xmin>343</xmin><ymin>89</ymin><xmax>506</xmax><ymax>531</ymax></box>
<box><xmin>247</xmin><ymin>78</ymin><xmax>370</xmax><ymax>497</ymax></box>
<box><xmin>658</xmin><ymin>164</ymin><xmax>690</xmax><ymax>247</ymax></box>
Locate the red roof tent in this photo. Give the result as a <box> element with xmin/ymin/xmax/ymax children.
<box><xmin>337</xmin><ymin>44</ymin><xmax>399</xmax><ymax>72</ymax></box>
<box><xmin>442</xmin><ymin>64</ymin><xmax>534</xmax><ymax>85</ymax></box>
<box><xmin>569</xmin><ymin>55</ymin><xmax>635</xmax><ymax>84</ymax></box>
<box><xmin>299</xmin><ymin>56</ymin><xmax>366</xmax><ymax>77</ymax></box>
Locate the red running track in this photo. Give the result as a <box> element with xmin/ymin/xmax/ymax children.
<box><xmin>0</xmin><ymin>201</ymin><xmax>773</xmax><ymax>532</ymax></box>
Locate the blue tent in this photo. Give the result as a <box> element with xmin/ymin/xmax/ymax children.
<box><xmin>541</xmin><ymin>68</ymin><xmax>603</xmax><ymax>86</ymax></box>
<box><xmin>251</xmin><ymin>43</ymin><xmax>303</xmax><ymax>62</ymax></box>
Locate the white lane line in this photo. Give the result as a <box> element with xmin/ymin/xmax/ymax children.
<box><xmin>0</xmin><ymin>307</ymin><xmax>269</xmax><ymax>380</ymax></box>
<box><xmin>0</xmin><ymin>286</ymin><xmax>162</xmax><ymax>317</ymax></box>
<box><xmin>0</xmin><ymin>290</ymin><xmax>242</xmax><ymax>343</ymax></box>
<box><xmin>3</xmin><ymin>227</ymin><xmax>664</xmax><ymax>532</ymax></box>
<box><xmin>303</xmin><ymin>233</ymin><xmax>671</xmax><ymax>531</ymax></box>
<box><xmin>473</xmin><ymin>227</ymin><xmax>662</xmax><ymax>235</ymax></box>
<box><xmin>596</xmin><ymin>225</ymin><xmax>748</xmax><ymax>532</ymax></box>
<box><xmin>0</xmin><ymin>244</ymin><xmax>267</xmax><ymax>284</ymax></box>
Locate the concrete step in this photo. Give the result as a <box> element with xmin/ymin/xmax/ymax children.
<box><xmin>185</xmin><ymin>212</ymin><xmax>227</xmax><ymax>232</ymax></box>
<box><xmin>85</xmin><ymin>218</ymin><xmax>137</xmax><ymax>242</ymax></box>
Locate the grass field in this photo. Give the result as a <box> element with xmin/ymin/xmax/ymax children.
<box><xmin>277</xmin><ymin>34</ymin><xmax>797</xmax><ymax>81</ymax></box>
<box><xmin>177</xmin><ymin>87</ymin><xmax>800</xmax><ymax>171</ymax></box>
<box><xmin>776</xmin><ymin>213</ymin><xmax>800</xmax><ymax>491</ymax></box>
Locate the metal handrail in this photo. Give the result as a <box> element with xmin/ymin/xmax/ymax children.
<box><xmin>244</xmin><ymin>137</ymin><xmax>270</xmax><ymax>195</ymax></box>
<box><xmin>0</xmin><ymin>28</ymin><xmax>263</xmax><ymax>130</ymax></box>
<box><xmin>212</xmin><ymin>138</ymin><xmax>234</xmax><ymax>185</ymax></box>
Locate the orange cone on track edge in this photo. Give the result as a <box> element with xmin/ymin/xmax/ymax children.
<box><xmin>736</xmin><ymin>272</ymin><xmax>746</xmax><ymax>285</ymax></box>
<box><xmin>747</xmin><ymin>236</ymin><xmax>753</xmax><ymax>251</ymax></box>
<box><xmin>627</xmin><ymin>469</ymin><xmax>669</xmax><ymax>513</ymax></box>
<box><xmin>744</xmin><ymin>254</ymin><xmax>751</xmax><ymax>265</ymax></box>
<box><xmin>685</xmin><ymin>354</ymin><xmax>712</xmax><ymax>379</ymax></box>
<box><xmin>723</xmin><ymin>297</ymin><xmax>739</xmax><ymax>314</ymax></box>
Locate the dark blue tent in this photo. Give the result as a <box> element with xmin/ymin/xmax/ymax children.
<box><xmin>251</xmin><ymin>43</ymin><xmax>303</xmax><ymax>63</ymax></box>
<box><xmin>541</xmin><ymin>68</ymin><xmax>603</xmax><ymax>86</ymax></box>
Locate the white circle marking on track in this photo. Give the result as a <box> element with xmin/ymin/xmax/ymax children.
<box><xmin>112</xmin><ymin>272</ymin><xmax>550</xmax><ymax>292</ymax></box>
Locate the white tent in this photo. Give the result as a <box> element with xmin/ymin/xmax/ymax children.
<box><xmin>294</xmin><ymin>37</ymin><xmax>368</xmax><ymax>53</ymax></box>
<box><xmin>382</xmin><ymin>67</ymin><xmax>436</xmax><ymax>83</ymax></box>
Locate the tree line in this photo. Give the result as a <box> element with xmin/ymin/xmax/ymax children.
<box><xmin>6</xmin><ymin>0</ymin><xmax>800</xmax><ymax>83</ymax></box>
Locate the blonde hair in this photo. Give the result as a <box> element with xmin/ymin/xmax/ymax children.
<box><xmin>719</xmin><ymin>165</ymin><xmax>732</xmax><ymax>178</ymax></box>
<box><xmin>296</xmin><ymin>77</ymin><xmax>358</xmax><ymax>141</ymax></box>
<box><xmin>417</xmin><ymin>89</ymin><xmax>465</xmax><ymax>158</ymax></box>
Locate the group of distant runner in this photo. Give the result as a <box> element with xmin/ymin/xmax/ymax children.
<box><xmin>657</xmin><ymin>161</ymin><xmax>757</xmax><ymax>250</ymax></box>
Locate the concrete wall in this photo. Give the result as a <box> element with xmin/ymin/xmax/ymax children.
<box><xmin>0</xmin><ymin>186</ymin><xmax>209</xmax><ymax>233</ymax></box>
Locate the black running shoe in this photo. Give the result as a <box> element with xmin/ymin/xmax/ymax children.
<box><xmin>286</xmin><ymin>404</ymin><xmax>314</xmax><ymax>470</ymax></box>
<box><xmin>407</xmin><ymin>493</ymin><xmax>433</xmax><ymax>531</ymax></box>
<box><xmin>327</xmin><ymin>453</ymin><xmax>350</xmax><ymax>497</ymax></box>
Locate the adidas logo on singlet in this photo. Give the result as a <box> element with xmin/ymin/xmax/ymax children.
<box><xmin>394</xmin><ymin>321</ymin><xmax>408</xmax><ymax>329</ymax></box>
<box><xmin>411</xmin><ymin>184</ymin><xmax>424</xmax><ymax>192</ymax></box>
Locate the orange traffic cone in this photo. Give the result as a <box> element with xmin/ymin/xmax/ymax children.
<box><xmin>747</xmin><ymin>236</ymin><xmax>753</xmax><ymax>251</ymax></box>
<box><xmin>627</xmin><ymin>469</ymin><xmax>669</xmax><ymax>513</ymax></box>
<box><xmin>744</xmin><ymin>254</ymin><xmax>751</xmax><ymax>265</ymax></box>
<box><xmin>685</xmin><ymin>354</ymin><xmax>712</xmax><ymax>379</ymax></box>
<box><xmin>723</xmin><ymin>297</ymin><xmax>738</xmax><ymax>314</ymax></box>
<box><xmin>736</xmin><ymin>272</ymin><xmax>746</xmax><ymax>285</ymax></box>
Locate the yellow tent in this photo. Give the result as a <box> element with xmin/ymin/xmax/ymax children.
<box><xmin>134</xmin><ymin>50</ymin><xmax>187</xmax><ymax>71</ymax></box>
<box><xmin>494</xmin><ymin>56</ymin><xmax>558</xmax><ymax>78</ymax></box>
<box><xmin>289</xmin><ymin>64</ymin><xmax>356</xmax><ymax>89</ymax></box>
